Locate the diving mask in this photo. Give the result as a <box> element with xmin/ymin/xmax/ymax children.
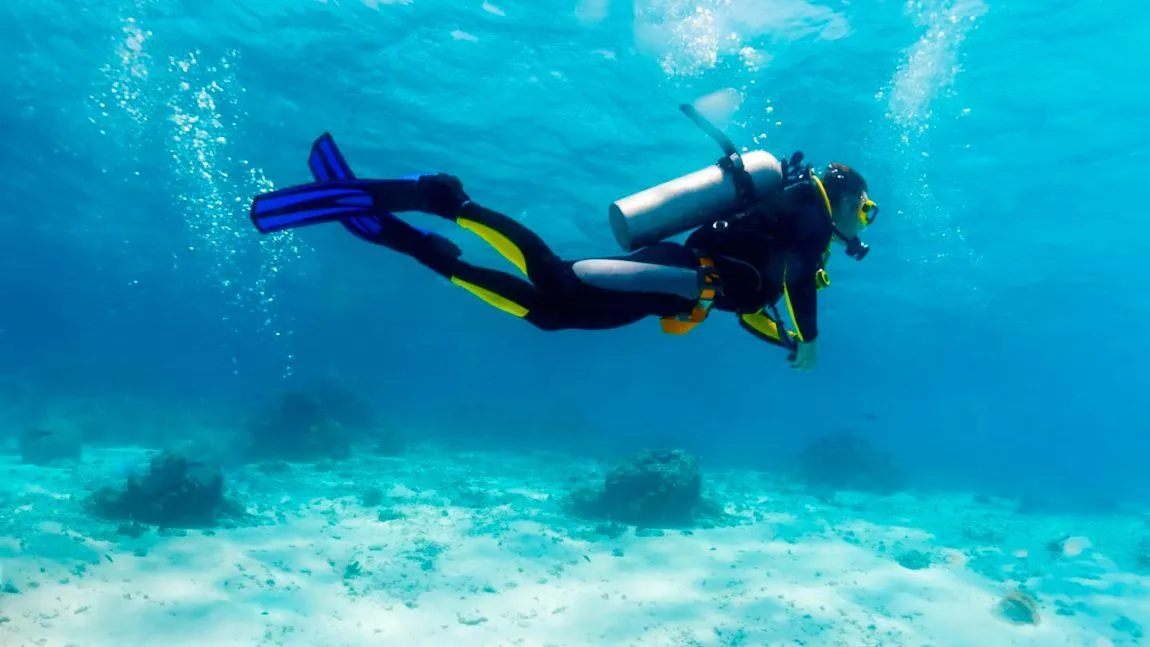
<box><xmin>842</xmin><ymin>196</ymin><xmax>877</xmax><ymax>259</ymax></box>
<box><xmin>859</xmin><ymin>197</ymin><xmax>878</xmax><ymax>227</ymax></box>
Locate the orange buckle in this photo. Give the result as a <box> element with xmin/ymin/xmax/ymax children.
<box><xmin>659</xmin><ymin>256</ymin><xmax>720</xmax><ymax>335</ymax></box>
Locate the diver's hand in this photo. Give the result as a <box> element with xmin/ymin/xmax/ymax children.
<box><xmin>790</xmin><ymin>339</ymin><xmax>818</xmax><ymax>372</ymax></box>
<box><xmin>781</xmin><ymin>151</ymin><xmax>809</xmax><ymax>189</ymax></box>
<box><xmin>417</xmin><ymin>173</ymin><xmax>471</xmax><ymax>217</ymax></box>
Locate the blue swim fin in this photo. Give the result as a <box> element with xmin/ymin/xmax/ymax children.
<box><xmin>249</xmin><ymin>180</ymin><xmax>377</xmax><ymax>234</ymax></box>
<box><xmin>304</xmin><ymin>132</ymin><xmax>435</xmax><ymax>244</ymax></box>
<box><xmin>249</xmin><ymin>133</ymin><xmax>441</xmax><ymax>238</ymax></box>
<box><xmin>308</xmin><ymin>132</ymin><xmax>357</xmax><ymax>182</ymax></box>
<box><xmin>308</xmin><ymin>132</ymin><xmax>381</xmax><ymax>241</ymax></box>
<box><xmin>248</xmin><ymin>132</ymin><xmax>367</xmax><ymax>234</ymax></box>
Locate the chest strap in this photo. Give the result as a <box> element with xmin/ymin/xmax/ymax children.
<box><xmin>660</xmin><ymin>256</ymin><xmax>721</xmax><ymax>335</ymax></box>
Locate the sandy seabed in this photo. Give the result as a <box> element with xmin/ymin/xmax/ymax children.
<box><xmin>1</xmin><ymin>446</ymin><xmax>1147</xmax><ymax>647</ymax></box>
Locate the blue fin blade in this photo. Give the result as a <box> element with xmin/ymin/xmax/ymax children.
<box><xmin>304</xmin><ymin>132</ymin><xmax>433</xmax><ymax>242</ymax></box>
<box><xmin>250</xmin><ymin>181</ymin><xmax>374</xmax><ymax>234</ymax></box>
<box><xmin>309</xmin><ymin>132</ymin><xmax>357</xmax><ymax>182</ymax></box>
<box><xmin>306</xmin><ymin>132</ymin><xmax>405</xmax><ymax>240</ymax></box>
<box><xmin>343</xmin><ymin>213</ymin><xmax>389</xmax><ymax>243</ymax></box>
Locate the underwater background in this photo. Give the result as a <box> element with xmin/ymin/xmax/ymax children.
<box><xmin>4</xmin><ymin>0</ymin><xmax>1147</xmax><ymax>503</ymax></box>
<box><xmin>1</xmin><ymin>0</ymin><xmax>1150</xmax><ymax>643</ymax></box>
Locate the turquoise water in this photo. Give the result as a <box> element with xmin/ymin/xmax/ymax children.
<box><xmin>2</xmin><ymin>0</ymin><xmax>1150</xmax><ymax>643</ymax></box>
<box><xmin>8</xmin><ymin>0</ymin><xmax>1144</xmax><ymax>498</ymax></box>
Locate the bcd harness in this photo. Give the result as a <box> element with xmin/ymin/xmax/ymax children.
<box><xmin>659</xmin><ymin>105</ymin><xmax>835</xmax><ymax>339</ymax></box>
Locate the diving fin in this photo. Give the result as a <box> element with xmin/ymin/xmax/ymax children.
<box><xmin>250</xmin><ymin>133</ymin><xmax>388</xmax><ymax>234</ymax></box>
<box><xmin>309</xmin><ymin>132</ymin><xmax>357</xmax><ymax>182</ymax></box>
<box><xmin>306</xmin><ymin>131</ymin><xmax>381</xmax><ymax>241</ymax></box>
<box><xmin>303</xmin><ymin>132</ymin><xmax>438</xmax><ymax>244</ymax></box>
<box><xmin>250</xmin><ymin>133</ymin><xmax>441</xmax><ymax>235</ymax></box>
<box><xmin>249</xmin><ymin>181</ymin><xmax>378</xmax><ymax>234</ymax></box>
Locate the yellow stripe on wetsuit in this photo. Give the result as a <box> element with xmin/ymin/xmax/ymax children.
<box><xmin>449</xmin><ymin>276</ymin><xmax>529</xmax><ymax>317</ymax></box>
<box><xmin>781</xmin><ymin>265</ymin><xmax>804</xmax><ymax>342</ymax></box>
<box><xmin>456</xmin><ymin>217</ymin><xmax>527</xmax><ymax>275</ymax></box>
<box><xmin>449</xmin><ymin>217</ymin><xmax>530</xmax><ymax>317</ymax></box>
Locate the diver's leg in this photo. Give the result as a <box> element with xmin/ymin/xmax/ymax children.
<box><xmin>569</xmin><ymin>242</ymin><xmax>704</xmax><ymax>300</ymax></box>
<box><xmin>355</xmin><ymin>174</ymin><xmax>565</xmax><ymax>280</ymax></box>
<box><xmin>414</xmin><ymin>247</ymin><xmax>691</xmax><ymax>333</ymax></box>
<box><xmin>450</xmin><ymin>202</ymin><xmax>563</xmax><ymax>279</ymax></box>
<box><xmin>499</xmin><ymin>242</ymin><xmax>703</xmax><ymax>331</ymax></box>
<box><xmin>446</xmin><ymin>261</ymin><xmax>552</xmax><ymax>325</ymax></box>
<box><xmin>345</xmin><ymin>212</ymin><xmax>566</xmax><ymax>328</ymax></box>
<box><xmin>345</xmin><ymin>217</ymin><xmax>694</xmax><ymax>332</ymax></box>
<box><xmin>340</xmin><ymin>212</ymin><xmax>463</xmax><ymax>271</ymax></box>
<box><xmin>534</xmin><ymin>242</ymin><xmax>706</xmax><ymax>330</ymax></box>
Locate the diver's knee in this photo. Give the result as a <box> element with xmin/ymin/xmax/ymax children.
<box><xmin>412</xmin><ymin>234</ymin><xmax>463</xmax><ymax>277</ymax></box>
<box><xmin>525</xmin><ymin>308</ymin><xmax>569</xmax><ymax>332</ymax></box>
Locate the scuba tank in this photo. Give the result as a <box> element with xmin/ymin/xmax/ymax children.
<box><xmin>608</xmin><ymin>104</ymin><xmax>784</xmax><ymax>251</ymax></box>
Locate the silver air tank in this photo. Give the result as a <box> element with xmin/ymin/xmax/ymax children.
<box><xmin>608</xmin><ymin>150</ymin><xmax>783</xmax><ymax>251</ymax></box>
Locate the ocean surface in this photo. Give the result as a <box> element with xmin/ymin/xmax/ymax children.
<box><xmin>1</xmin><ymin>0</ymin><xmax>1149</xmax><ymax>645</ymax></box>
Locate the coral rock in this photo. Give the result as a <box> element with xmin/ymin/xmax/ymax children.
<box><xmin>572</xmin><ymin>449</ymin><xmax>709</xmax><ymax>527</ymax></box>
<box><xmin>87</xmin><ymin>451</ymin><xmax>239</xmax><ymax>528</ymax></box>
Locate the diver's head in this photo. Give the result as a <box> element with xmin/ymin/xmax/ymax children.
<box><xmin>822</xmin><ymin>162</ymin><xmax>877</xmax><ymax>259</ymax></box>
<box><xmin>823</xmin><ymin>163</ymin><xmax>875</xmax><ymax>236</ymax></box>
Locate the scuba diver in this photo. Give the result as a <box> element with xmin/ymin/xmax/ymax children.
<box><xmin>248</xmin><ymin>105</ymin><xmax>879</xmax><ymax>372</ymax></box>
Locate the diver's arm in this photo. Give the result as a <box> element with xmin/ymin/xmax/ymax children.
<box><xmin>782</xmin><ymin>263</ymin><xmax>819</xmax><ymax>343</ymax></box>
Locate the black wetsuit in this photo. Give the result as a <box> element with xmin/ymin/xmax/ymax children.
<box><xmin>394</xmin><ymin>177</ymin><xmax>834</xmax><ymax>345</ymax></box>
<box><xmin>686</xmin><ymin>181</ymin><xmax>833</xmax><ymax>343</ymax></box>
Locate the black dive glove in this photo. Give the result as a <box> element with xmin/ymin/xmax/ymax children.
<box><xmin>417</xmin><ymin>173</ymin><xmax>471</xmax><ymax>217</ymax></box>
<box><xmin>780</xmin><ymin>151</ymin><xmax>811</xmax><ymax>190</ymax></box>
